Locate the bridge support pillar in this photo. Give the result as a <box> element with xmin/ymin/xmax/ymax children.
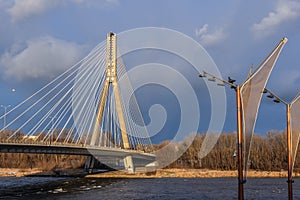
<box><xmin>84</xmin><ymin>156</ymin><xmax>95</xmax><ymax>173</ymax></box>
<box><xmin>124</xmin><ymin>155</ymin><xmax>134</xmax><ymax>173</ymax></box>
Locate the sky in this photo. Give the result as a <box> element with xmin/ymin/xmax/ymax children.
<box><xmin>0</xmin><ymin>0</ymin><xmax>300</xmax><ymax>141</ymax></box>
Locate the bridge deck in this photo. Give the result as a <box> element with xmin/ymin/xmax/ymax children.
<box><xmin>0</xmin><ymin>142</ymin><xmax>156</xmax><ymax>161</ymax></box>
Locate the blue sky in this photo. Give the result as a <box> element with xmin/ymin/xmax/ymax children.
<box><xmin>0</xmin><ymin>0</ymin><xmax>300</xmax><ymax>141</ymax></box>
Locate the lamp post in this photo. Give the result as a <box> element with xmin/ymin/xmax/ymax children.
<box><xmin>1</xmin><ymin>105</ymin><xmax>11</xmax><ymax>130</ymax></box>
<box><xmin>1</xmin><ymin>89</ymin><xmax>16</xmax><ymax>130</ymax></box>
<box><xmin>199</xmin><ymin>71</ymin><xmax>244</xmax><ymax>200</ymax></box>
<box><xmin>263</xmin><ymin>88</ymin><xmax>299</xmax><ymax>200</ymax></box>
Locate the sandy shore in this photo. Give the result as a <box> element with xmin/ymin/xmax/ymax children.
<box><xmin>0</xmin><ymin>168</ymin><xmax>85</xmax><ymax>177</ymax></box>
<box><xmin>1</xmin><ymin>168</ymin><xmax>299</xmax><ymax>178</ymax></box>
<box><xmin>0</xmin><ymin>168</ymin><xmax>44</xmax><ymax>177</ymax></box>
<box><xmin>86</xmin><ymin>168</ymin><xmax>300</xmax><ymax>179</ymax></box>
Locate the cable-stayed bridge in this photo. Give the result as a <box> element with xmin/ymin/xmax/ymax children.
<box><xmin>0</xmin><ymin>32</ymin><xmax>155</xmax><ymax>172</ymax></box>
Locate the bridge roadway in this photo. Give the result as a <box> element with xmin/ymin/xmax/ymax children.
<box><xmin>0</xmin><ymin>142</ymin><xmax>156</xmax><ymax>168</ymax></box>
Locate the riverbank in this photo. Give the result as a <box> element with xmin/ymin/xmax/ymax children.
<box><xmin>1</xmin><ymin>168</ymin><xmax>299</xmax><ymax>178</ymax></box>
<box><xmin>0</xmin><ymin>168</ymin><xmax>43</xmax><ymax>177</ymax></box>
<box><xmin>0</xmin><ymin>168</ymin><xmax>85</xmax><ymax>177</ymax></box>
<box><xmin>87</xmin><ymin>168</ymin><xmax>298</xmax><ymax>178</ymax></box>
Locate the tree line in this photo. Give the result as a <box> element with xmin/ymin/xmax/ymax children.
<box><xmin>166</xmin><ymin>130</ymin><xmax>300</xmax><ymax>172</ymax></box>
<box><xmin>0</xmin><ymin>129</ymin><xmax>87</xmax><ymax>170</ymax></box>
<box><xmin>0</xmin><ymin>153</ymin><xmax>86</xmax><ymax>170</ymax></box>
<box><xmin>0</xmin><ymin>130</ymin><xmax>299</xmax><ymax>172</ymax></box>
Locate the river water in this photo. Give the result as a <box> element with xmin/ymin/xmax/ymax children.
<box><xmin>0</xmin><ymin>177</ymin><xmax>299</xmax><ymax>200</ymax></box>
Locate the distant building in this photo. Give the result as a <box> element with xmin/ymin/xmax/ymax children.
<box><xmin>23</xmin><ymin>135</ymin><xmax>38</xmax><ymax>141</ymax></box>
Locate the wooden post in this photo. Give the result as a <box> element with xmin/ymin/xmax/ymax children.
<box><xmin>286</xmin><ymin>104</ymin><xmax>293</xmax><ymax>200</ymax></box>
<box><xmin>236</xmin><ymin>86</ymin><xmax>244</xmax><ymax>200</ymax></box>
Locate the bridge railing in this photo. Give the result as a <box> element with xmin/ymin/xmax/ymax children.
<box><xmin>0</xmin><ymin>139</ymin><xmax>150</xmax><ymax>153</ymax></box>
<box><xmin>0</xmin><ymin>139</ymin><xmax>83</xmax><ymax>147</ymax></box>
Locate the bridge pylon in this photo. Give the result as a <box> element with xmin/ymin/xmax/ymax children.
<box><xmin>90</xmin><ymin>32</ymin><xmax>130</xmax><ymax>150</ymax></box>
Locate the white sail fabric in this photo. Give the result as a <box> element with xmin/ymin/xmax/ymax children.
<box><xmin>240</xmin><ymin>38</ymin><xmax>288</xmax><ymax>179</ymax></box>
<box><xmin>290</xmin><ymin>94</ymin><xmax>300</xmax><ymax>174</ymax></box>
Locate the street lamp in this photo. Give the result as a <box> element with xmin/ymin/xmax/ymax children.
<box><xmin>1</xmin><ymin>88</ymin><xmax>16</xmax><ymax>130</ymax></box>
<box><xmin>1</xmin><ymin>105</ymin><xmax>11</xmax><ymax>129</ymax></box>
<box><xmin>263</xmin><ymin>88</ymin><xmax>300</xmax><ymax>200</ymax></box>
<box><xmin>199</xmin><ymin>71</ymin><xmax>245</xmax><ymax>199</ymax></box>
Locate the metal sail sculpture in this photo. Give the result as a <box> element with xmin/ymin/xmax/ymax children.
<box><xmin>290</xmin><ymin>95</ymin><xmax>300</xmax><ymax>175</ymax></box>
<box><xmin>240</xmin><ymin>37</ymin><xmax>288</xmax><ymax>181</ymax></box>
<box><xmin>288</xmin><ymin>94</ymin><xmax>300</xmax><ymax>200</ymax></box>
<box><xmin>199</xmin><ymin>37</ymin><xmax>287</xmax><ymax>200</ymax></box>
<box><xmin>263</xmin><ymin>88</ymin><xmax>300</xmax><ymax>200</ymax></box>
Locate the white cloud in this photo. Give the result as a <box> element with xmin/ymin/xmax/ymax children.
<box><xmin>195</xmin><ymin>24</ymin><xmax>208</xmax><ymax>36</ymax></box>
<box><xmin>0</xmin><ymin>36</ymin><xmax>86</xmax><ymax>81</ymax></box>
<box><xmin>7</xmin><ymin>0</ymin><xmax>119</xmax><ymax>22</ymax></box>
<box><xmin>8</xmin><ymin>0</ymin><xmax>60</xmax><ymax>22</ymax></box>
<box><xmin>195</xmin><ymin>24</ymin><xmax>226</xmax><ymax>46</ymax></box>
<box><xmin>252</xmin><ymin>0</ymin><xmax>300</xmax><ymax>38</ymax></box>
